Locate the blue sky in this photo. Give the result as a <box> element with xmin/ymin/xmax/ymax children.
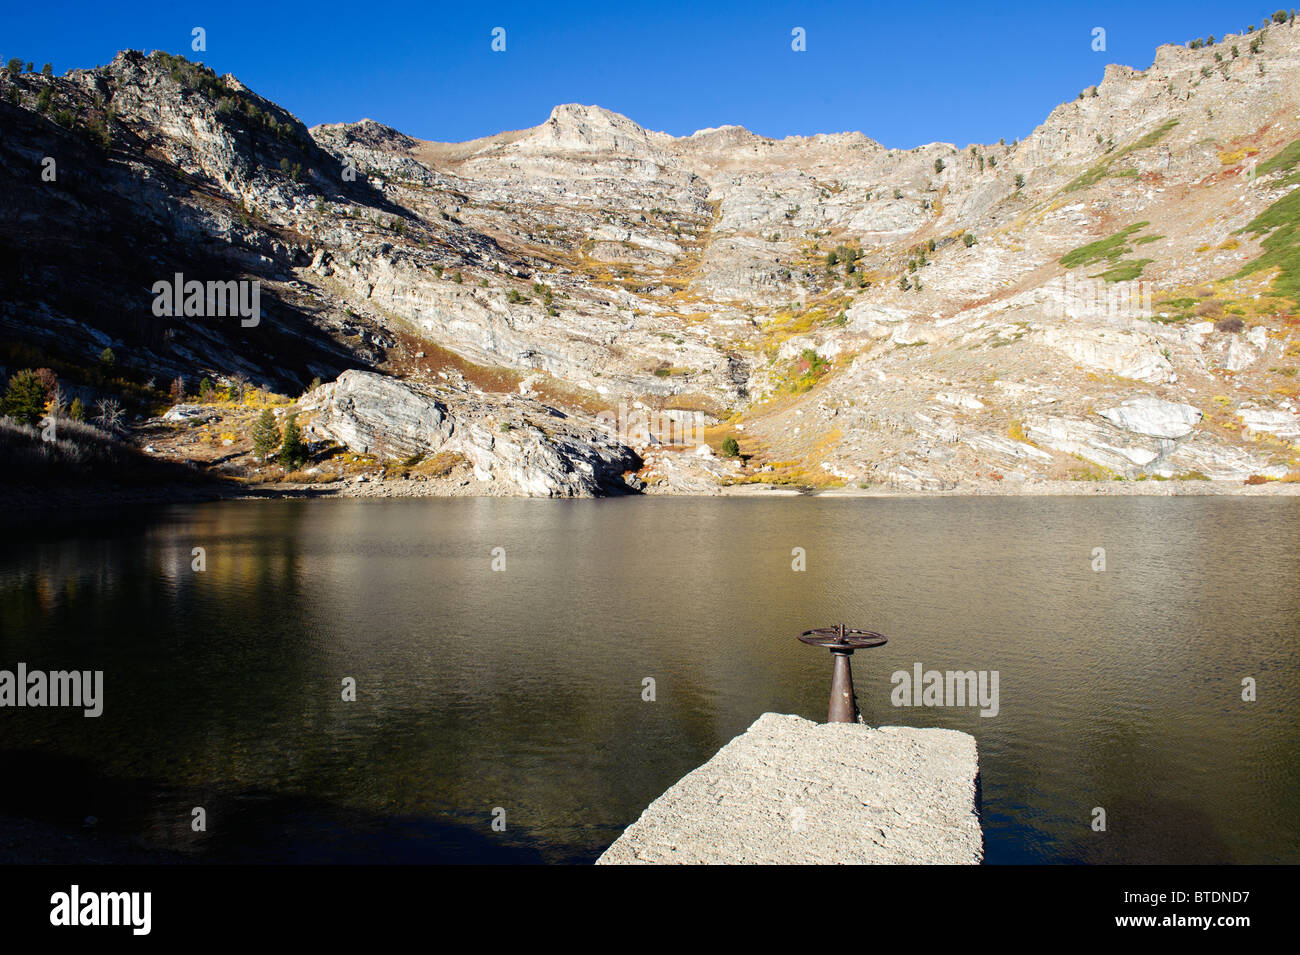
<box><xmin>1</xmin><ymin>1</ymin><xmax>1278</xmax><ymax>147</ymax></box>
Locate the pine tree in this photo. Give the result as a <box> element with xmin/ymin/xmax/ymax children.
<box><xmin>1</xmin><ymin>370</ymin><xmax>49</xmax><ymax>425</ymax></box>
<box><xmin>251</xmin><ymin>409</ymin><xmax>280</xmax><ymax>463</ymax></box>
<box><xmin>280</xmin><ymin>412</ymin><xmax>307</xmax><ymax>469</ymax></box>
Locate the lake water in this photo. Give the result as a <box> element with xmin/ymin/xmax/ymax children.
<box><xmin>1</xmin><ymin>497</ymin><xmax>1297</xmax><ymax>864</ymax></box>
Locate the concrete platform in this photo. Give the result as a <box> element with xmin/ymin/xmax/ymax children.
<box><xmin>597</xmin><ymin>712</ymin><xmax>982</xmax><ymax>865</ymax></box>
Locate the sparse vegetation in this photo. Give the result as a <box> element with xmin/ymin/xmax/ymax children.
<box><xmin>1234</xmin><ymin>175</ymin><xmax>1300</xmax><ymax>302</ymax></box>
<box><xmin>1063</xmin><ymin>119</ymin><xmax>1178</xmax><ymax>192</ymax></box>
<box><xmin>1093</xmin><ymin>258</ymin><xmax>1153</xmax><ymax>283</ymax></box>
<box><xmin>790</xmin><ymin>348</ymin><xmax>830</xmax><ymax>393</ymax></box>
<box><xmin>0</xmin><ymin>415</ymin><xmax>131</xmax><ymax>484</ymax></box>
<box><xmin>1060</xmin><ymin>222</ymin><xmax>1151</xmax><ymax>269</ymax></box>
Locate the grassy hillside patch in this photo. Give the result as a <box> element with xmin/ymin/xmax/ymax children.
<box><xmin>1256</xmin><ymin>137</ymin><xmax>1300</xmax><ymax>180</ymax></box>
<box><xmin>1121</xmin><ymin>119</ymin><xmax>1180</xmax><ymax>157</ymax></box>
<box><xmin>785</xmin><ymin>349</ymin><xmax>832</xmax><ymax>394</ymax></box>
<box><xmin>1063</xmin><ymin>119</ymin><xmax>1179</xmax><ymax>193</ymax></box>
<box><xmin>1064</xmin><ymin>163</ymin><xmax>1114</xmax><ymax>193</ymax></box>
<box><xmin>1060</xmin><ymin>222</ymin><xmax>1150</xmax><ymax>269</ymax></box>
<box><xmin>1234</xmin><ymin>187</ymin><xmax>1300</xmax><ymax>303</ymax></box>
<box><xmin>1092</xmin><ymin>258</ymin><xmax>1153</xmax><ymax>282</ymax></box>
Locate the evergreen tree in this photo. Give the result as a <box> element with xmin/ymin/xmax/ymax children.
<box><xmin>1</xmin><ymin>370</ymin><xmax>49</xmax><ymax>425</ymax></box>
<box><xmin>251</xmin><ymin>409</ymin><xmax>280</xmax><ymax>462</ymax></box>
<box><xmin>280</xmin><ymin>413</ymin><xmax>307</xmax><ymax>469</ymax></box>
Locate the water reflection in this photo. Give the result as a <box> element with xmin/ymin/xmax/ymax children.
<box><xmin>1</xmin><ymin>497</ymin><xmax>1297</xmax><ymax>864</ymax></box>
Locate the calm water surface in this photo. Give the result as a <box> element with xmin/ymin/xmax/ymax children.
<box><xmin>1</xmin><ymin>497</ymin><xmax>1297</xmax><ymax>863</ymax></box>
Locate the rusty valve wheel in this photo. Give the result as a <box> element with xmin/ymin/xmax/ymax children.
<box><xmin>798</xmin><ymin>623</ymin><xmax>887</xmax><ymax>724</ymax></box>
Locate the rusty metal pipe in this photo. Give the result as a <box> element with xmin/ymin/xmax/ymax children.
<box><xmin>828</xmin><ymin>649</ymin><xmax>857</xmax><ymax>723</ymax></box>
<box><xmin>798</xmin><ymin>623</ymin><xmax>888</xmax><ymax>725</ymax></box>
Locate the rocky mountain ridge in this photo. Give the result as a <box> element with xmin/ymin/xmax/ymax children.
<box><xmin>2</xmin><ymin>21</ymin><xmax>1300</xmax><ymax>495</ymax></box>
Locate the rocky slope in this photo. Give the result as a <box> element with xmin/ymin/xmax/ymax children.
<box><xmin>3</xmin><ymin>22</ymin><xmax>1300</xmax><ymax>495</ymax></box>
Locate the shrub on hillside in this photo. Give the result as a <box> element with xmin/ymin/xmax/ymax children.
<box><xmin>0</xmin><ymin>416</ymin><xmax>129</xmax><ymax>483</ymax></box>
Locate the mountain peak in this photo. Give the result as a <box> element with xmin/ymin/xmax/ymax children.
<box><xmin>528</xmin><ymin>103</ymin><xmax>662</xmax><ymax>155</ymax></box>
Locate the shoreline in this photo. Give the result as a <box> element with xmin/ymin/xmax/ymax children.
<box><xmin>4</xmin><ymin>475</ymin><xmax>1298</xmax><ymax>526</ymax></box>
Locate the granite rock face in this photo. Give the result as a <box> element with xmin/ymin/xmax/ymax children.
<box><xmin>1098</xmin><ymin>396</ymin><xmax>1202</xmax><ymax>439</ymax></box>
<box><xmin>300</xmin><ymin>370</ymin><xmax>453</xmax><ymax>458</ymax></box>
<box><xmin>597</xmin><ymin>713</ymin><xmax>982</xmax><ymax>865</ymax></box>
<box><xmin>301</xmin><ymin>370</ymin><xmax>639</xmax><ymax>496</ymax></box>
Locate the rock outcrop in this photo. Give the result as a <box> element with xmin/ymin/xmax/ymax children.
<box><xmin>1098</xmin><ymin>396</ymin><xmax>1202</xmax><ymax>438</ymax></box>
<box><xmin>301</xmin><ymin>370</ymin><xmax>638</xmax><ymax>497</ymax></box>
<box><xmin>300</xmin><ymin>371</ymin><xmax>453</xmax><ymax>458</ymax></box>
<box><xmin>597</xmin><ymin>713</ymin><xmax>982</xmax><ymax>865</ymax></box>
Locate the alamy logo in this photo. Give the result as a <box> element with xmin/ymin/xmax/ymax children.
<box><xmin>50</xmin><ymin>885</ymin><xmax>150</xmax><ymax>935</ymax></box>
<box><xmin>891</xmin><ymin>663</ymin><xmax>1000</xmax><ymax>717</ymax></box>
<box><xmin>1038</xmin><ymin>272</ymin><xmax>1154</xmax><ymax>323</ymax></box>
<box><xmin>151</xmin><ymin>273</ymin><xmax>261</xmax><ymax>327</ymax></box>
<box><xmin>0</xmin><ymin>663</ymin><xmax>103</xmax><ymax>717</ymax></box>
<box><xmin>595</xmin><ymin>403</ymin><xmax>705</xmax><ymax>448</ymax></box>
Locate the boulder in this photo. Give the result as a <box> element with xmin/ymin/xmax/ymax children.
<box><xmin>302</xmin><ymin>370</ymin><xmax>639</xmax><ymax>497</ymax></box>
<box><xmin>299</xmin><ymin>370</ymin><xmax>453</xmax><ymax>458</ymax></box>
<box><xmin>1097</xmin><ymin>396</ymin><xmax>1202</xmax><ymax>438</ymax></box>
